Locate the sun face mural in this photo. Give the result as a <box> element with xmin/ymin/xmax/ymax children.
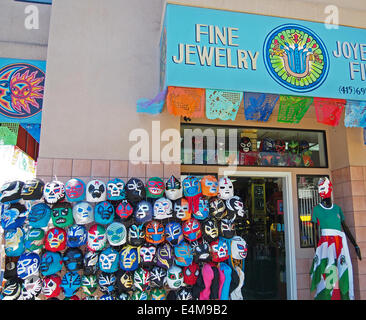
<box><xmin>263</xmin><ymin>24</ymin><xmax>329</xmax><ymax>93</ymax></box>
<box><xmin>0</xmin><ymin>63</ymin><xmax>45</xmax><ymax>120</ymax></box>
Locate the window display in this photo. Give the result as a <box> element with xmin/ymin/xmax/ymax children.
<box><xmin>181</xmin><ymin>124</ymin><xmax>328</xmax><ymax>168</ymax></box>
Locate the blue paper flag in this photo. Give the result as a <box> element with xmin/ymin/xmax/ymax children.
<box><xmin>137</xmin><ymin>87</ymin><xmax>167</xmax><ymax>114</ymax></box>
<box><xmin>243</xmin><ymin>92</ymin><xmax>279</xmax><ymax>122</ymax></box>
<box><xmin>344</xmin><ymin>100</ymin><xmax>366</xmax><ymax>128</ymax></box>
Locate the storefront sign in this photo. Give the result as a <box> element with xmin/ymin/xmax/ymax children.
<box><xmin>161</xmin><ymin>4</ymin><xmax>366</xmax><ymax>101</ymax></box>
<box><xmin>14</xmin><ymin>0</ymin><xmax>52</xmax><ymax>4</ymax></box>
<box><xmin>0</xmin><ymin>58</ymin><xmax>46</xmax><ymax>124</ymax></box>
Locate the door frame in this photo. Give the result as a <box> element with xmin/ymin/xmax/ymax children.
<box><xmin>222</xmin><ymin>169</ymin><xmax>297</xmax><ymax>300</ymax></box>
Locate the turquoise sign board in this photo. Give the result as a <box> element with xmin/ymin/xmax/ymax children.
<box><xmin>0</xmin><ymin>58</ymin><xmax>46</xmax><ymax>124</ymax></box>
<box><xmin>162</xmin><ymin>4</ymin><xmax>366</xmax><ymax>101</ymax></box>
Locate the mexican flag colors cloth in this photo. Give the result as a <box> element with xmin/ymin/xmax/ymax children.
<box><xmin>310</xmin><ymin>229</ymin><xmax>354</xmax><ymax>300</ymax></box>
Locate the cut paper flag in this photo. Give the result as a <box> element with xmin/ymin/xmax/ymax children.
<box><xmin>277</xmin><ymin>95</ymin><xmax>313</xmax><ymax>123</ymax></box>
<box><xmin>206</xmin><ymin>89</ymin><xmax>243</xmax><ymax>121</ymax></box>
<box><xmin>21</xmin><ymin>123</ymin><xmax>41</xmax><ymax>143</ymax></box>
<box><xmin>0</xmin><ymin>123</ymin><xmax>19</xmax><ymax>145</ymax></box>
<box><xmin>136</xmin><ymin>87</ymin><xmax>167</xmax><ymax>114</ymax></box>
<box><xmin>166</xmin><ymin>86</ymin><xmax>205</xmax><ymax>118</ymax></box>
<box><xmin>243</xmin><ymin>92</ymin><xmax>279</xmax><ymax>122</ymax></box>
<box><xmin>344</xmin><ymin>100</ymin><xmax>366</xmax><ymax>128</ymax></box>
<box><xmin>313</xmin><ymin>97</ymin><xmax>346</xmax><ymax>127</ymax></box>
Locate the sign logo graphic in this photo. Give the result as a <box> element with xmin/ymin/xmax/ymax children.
<box><xmin>0</xmin><ymin>63</ymin><xmax>45</xmax><ymax>119</ymax></box>
<box><xmin>263</xmin><ymin>24</ymin><xmax>329</xmax><ymax>93</ymax></box>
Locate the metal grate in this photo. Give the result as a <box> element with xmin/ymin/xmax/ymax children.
<box><xmin>297</xmin><ymin>175</ymin><xmax>325</xmax><ymax>248</ymax></box>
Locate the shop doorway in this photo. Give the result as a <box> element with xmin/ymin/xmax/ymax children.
<box><xmin>224</xmin><ymin>171</ymin><xmax>297</xmax><ymax>300</ymax></box>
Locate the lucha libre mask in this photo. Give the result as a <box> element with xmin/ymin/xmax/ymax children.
<box><xmin>24</xmin><ymin>228</ymin><xmax>45</xmax><ymax>252</ymax></box>
<box><xmin>83</xmin><ymin>250</ymin><xmax>99</xmax><ymax>275</ymax></box>
<box><xmin>165</xmin><ymin>175</ymin><xmax>182</xmax><ymax>201</ymax></box>
<box><xmin>43</xmin><ymin>180</ymin><xmax>65</xmax><ymax>204</ymax></box>
<box><xmin>86</xmin><ymin>179</ymin><xmax>106</xmax><ymax>202</ymax></box>
<box><xmin>201</xmin><ymin>175</ymin><xmax>218</xmax><ymax>197</ymax></box>
<box><xmin>115</xmin><ymin>269</ymin><xmax>133</xmax><ymax>293</ymax></box>
<box><xmin>183</xmin><ymin>261</ymin><xmax>199</xmax><ymax>286</ymax></box>
<box><xmin>19</xmin><ymin>276</ymin><xmax>42</xmax><ymax>300</ymax></box>
<box><xmin>218</xmin><ymin>177</ymin><xmax>234</xmax><ymax>200</ymax></box>
<box><xmin>156</xmin><ymin>242</ymin><xmax>174</xmax><ymax>269</ymax></box>
<box><xmin>51</xmin><ymin>202</ymin><xmax>73</xmax><ymax>228</ymax></box>
<box><xmin>107</xmin><ymin>178</ymin><xmax>125</xmax><ymax>201</ymax></box>
<box><xmin>209</xmin><ymin>197</ymin><xmax>227</xmax><ymax>220</ymax></box>
<box><xmin>239</xmin><ymin>136</ymin><xmax>252</xmax><ymax>153</ymax></box>
<box><xmin>99</xmin><ymin>247</ymin><xmax>119</xmax><ymax>273</ymax></box>
<box><xmin>134</xmin><ymin>200</ymin><xmax>152</xmax><ymax>224</ymax></box>
<box><xmin>150</xmin><ymin>288</ymin><xmax>167</xmax><ymax>300</ymax></box>
<box><xmin>21</xmin><ymin>178</ymin><xmax>44</xmax><ymax>200</ymax></box>
<box><xmin>183</xmin><ymin>176</ymin><xmax>202</xmax><ymax>214</ymax></box>
<box><xmin>40</xmin><ymin>251</ymin><xmax>63</xmax><ymax>276</ymax></box>
<box><xmin>191</xmin><ymin>239</ymin><xmax>211</xmax><ymax>263</ymax></box>
<box><xmin>153</xmin><ymin>197</ymin><xmax>173</xmax><ymax>220</ymax></box>
<box><xmin>146</xmin><ymin>177</ymin><xmax>165</xmax><ymax>199</ymax></box>
<box><xmin>165</xmin><ymin>221</ymin><xmax>183</xmax><ymax>246</ymax></box>
<box><xmin>260</xmin><ymin>137</ymin><xmax>275</xmax><ymax>152</ymax></box>
<box><xmin>28</xmin><ymin>202</ymin><xmax>51</xmax><ymax>228</ymax></box>
<box><xmin>87</xmin><ymin>224</ymin><xmax>107</xmax><ymax>252</ymax></box>
<box><xmin>174</xmin><ymin>241</ymin><xmax>193</xmax><ymax>267</ymax></box>
<box><xmin>61</xmin><ymin>271</ymin><xmax>81</xmax><ymax>297</ymax></box>
<box><xmin>288</xmin><ymin>140</ymin><xmax>299</xmax><ymax>154</ymax></box>
<box><xmin>72</xmin><ymin>201</ymin><xmax>94</xmax><ymax>225</ymax></box>
<box><xmin>149</xmin><ymin>266</ymin><xmax>167</xmax><ymax>287</ymax></box>
<box><xmin>0</xmin><ymin>180</ymin><xmax>24</xmax><ymax>203</ymax></box>
<box><xmin>67</xmin><ymin>224</ymin><xmax>87</xmax><ymax>247</ymax></box>
<box><xmin>226</xmin><ymin>196</ymin><xmax>246</xmax><ymax>218</ymax></box>
<box><xmin>219</xmin><ymin>218</ymin><xmax>236</xmax><ymax>239</ymax></box>
<box><xmin>127</xmin><ymin>224</ymin><xmax>145</xmax><ymax>246</ymax></box>
<box><xmin>210</xmin><ymin>237</ymin><xmax>229</xmax><ymax>262</ymax></box>
<box><xmin>119</xmin><ymin>245</ymin><xmax>139</xmax><ymax>271</ymax></box>
<box><xmin>145</xmin><ymin>220</ymin><xmax>165</xmax><ymax>245</ymax></box>
<box><xmin>1</xmin><ymin>203</ymin><xmax>27</xmax><ymax>230</ymax></box>
<box><xmin>81</xmin><ymin>274</ymin><xmax>98</xmax><ymax>296</ymax></box>
<box><xmin>318</xmin><ymin>177</ymin><xmax>333</xmax><ymax>199</ymax></box>
<box><xmin>275</xmin><ymin>139</ymin><xmax>286</xmax><ymax>154</ymax></box>
<box><xmin>182</xmin><ymin>218</ymin><xmax>202</xmax><ymax>242</ymax></box>
<box><xmin>65</xmin><ymin>178</ymin><xmax>86</xmax><ymax>202</ymax></box>
<box><xmin>17</xmin><ymin>251</ymin><xmax>40</xmax><ymax>279</ymax></box>
<box><xmin>94</xmin><ymin>201</ymin><xmax>115</xmax><ymax>225</ymax></box>
<box><xmin>63</xmin><ymin>247</ymin><xmax>83</xmax><ymax>271</ymax></box>
<box><xmin>193</xmin><ymin>196</ymin><xmax>209</xmax><ymax>220</ymax></box>
<box><xmin>106</xmin><ymin>222</ymin><xmax>126</xmax><ymax>246</ymax></box>
<box><xmin>125</xmin><ymin>178</ymin><xmax>146</xmax><ymax>204</ymax></box>
<box><xmin>231</xmin><ymin>236</ymin><xmax>248</xmax><ymax>259</ymax></box>
<box><xmin>167</xmin><ymin>265</ymin><xmax>183</xmax><ymax>290</ymax></box>
<box><xmin>140</xmin><ymin>243</ymin><xmax>157</xmax><ymax>269</ymax></box>
<box><xmin>299</xmin><ymin>140</ymin><xmax>310</xmax><ymax>153</ymax></box>
<box><xmin>5</xmin><ymin>227</ymin><xmax>25</xmax><ymax>257</ymax></box>
<box><xmin>202</xmin><ymin>219</ymin><xmax>219</xmax><ymax>242</ymax></box>
<box><xmin>98</xmin><ymin>272</ymin><xmax>117</xmax><ymax>294</ymax></box>
<box><xmin>42</xmin><ymin>275</ymin><xmax>62</xmax><ymax>298</ymax></box>
<box><xmin>1</xmin><ymin>278</ymin><xmax>22</xmax><ymax>300</ymax></box>
<box><xmin>116</xmin><ymin>200</ymin><xmax>133</xmax><ymax>221</ymax></box>
<box><xmin>45</xmin><ymin>227</ymin><xmax>67</xmax><ymax>252</ymax></box>
<box><xmin>177</xmin><ymin>287</ymin><xmax>193</xmax><ymax>300</ymax></box>
<box><xmin>134</xmin><ymin>267</ymin><xmax>150</xmax><ymax>291</ymax></box>
<box><xmin>173</xmin><ymin>198</ymin><xmax>191</xmax><ymax>221</ymax></box>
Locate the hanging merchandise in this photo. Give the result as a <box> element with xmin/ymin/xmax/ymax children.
<box><xmin>313</xmin><ymin>97</ymin><xmax>346</xmax><ymax>126</ymax></box>
<box><xmin>243</xmin><ymin>92</ymin><xmax>279</xmax><ymax>122</ymax></box>
<box><xmin>0</xmin><ymin>174</ymin><xmax>249</xmax><ymax>301</ymax></box>
<box><xmin>344</xmin><ymin>100</ymin><xmax>366</xmax><ymax>127</ymax></box>
<box><xmin>166</xmin><ymin>86</ymin><xmax>205</xmax><ymax>118</ymax></box>
<box><xmin>136</xmin><ymin>87</ymin><xmax>167</xmax><ymax>114</ymax></box>
<box><xmin>205</xmin><ymin>89</ymin><xmax>243</xmax><ymax>121</ymax></box>
<box><xmin>277</xmin><ymin>95</ymin><xmax>313</xmax><ymax>123</ymax></box>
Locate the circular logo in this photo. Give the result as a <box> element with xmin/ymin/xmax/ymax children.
<box><xmin>263</xmin><ymin>24</ymin><xmax>329</xmax><ymax>93</ymax></box>
<box><xmin>0</xmin><ymin>63</ymin><xmax>45</xmax><ymax>119</ymax></box>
